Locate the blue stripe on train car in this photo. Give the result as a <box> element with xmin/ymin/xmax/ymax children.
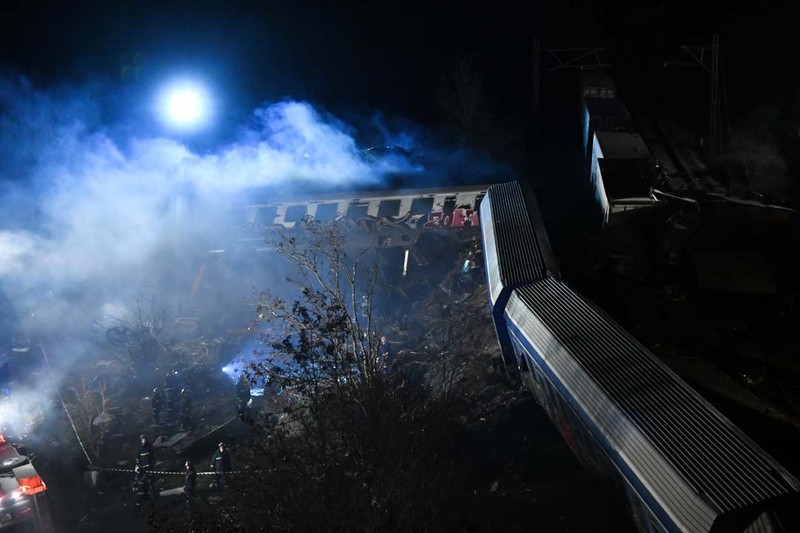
<box><xmin>506</xmin><ymin>316</ymin><xmax>680</xmax><ymax>532</ymax></box>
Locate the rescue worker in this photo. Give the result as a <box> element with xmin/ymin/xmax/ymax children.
<box><xmin>210</xmin><ymin>441</ymin><xmax>231</xmax><ymax>493</ymax></box>
<box><xmin>151</xmin><ymin>387</ymin><xmax>163</xmax><ymax>425</ymax></box>
<box><xmin>164</xmin><ymin>371</ymin><xmax>178</xmax><ymax>425</ymax></box>
<box><xmin>179</xmin><ymin>387</ymin><xmax>193</xmax><ymax>431</ymax></box>
<box><xmin>236</xmin><ymin>375</ymin><xmax>251</xmax><ymax>422</ymax></box>
<box><xmin>132</xmin><ymin>464</ymin><xmax>150</xmax><ymax>508</ymax></box>
<box><xmin>654</xmin><ymin>159</ymin><xmax>666</xmax><ymax>186</ymax></box>
<box><xmin>136</xmin><ymin>434</ymin><xmax>155</xmax><ymax>471</ymax></box>
<box><xmin>183</xmin><ymin>460</ymin><xmax>197</xmax><ymax>512</ymax></box>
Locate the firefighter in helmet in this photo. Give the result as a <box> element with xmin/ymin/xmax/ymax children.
<box><xmin>236</xmin><ymin>375</ymin><xmax>251</xmax><ymax>421</ymax></box>
<box><xmin>210</xmin><ymin>441</ymin><xmax>232</xmax><ymax>493</ymax></box>
<box><xmin>136</xmin><ymin>434</ymin><xmax>155</xmax><ymax>471</ymax></box>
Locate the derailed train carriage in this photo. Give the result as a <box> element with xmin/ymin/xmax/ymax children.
<box><xmin>480</xmin><ymin>182</ymin><xmax>800</xmax><ymax>532</ymax></box>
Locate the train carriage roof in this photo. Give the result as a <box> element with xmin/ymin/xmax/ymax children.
<box><xmin>505</xmin><ymin>278</ymin><xmax>800</xmax><ymax>531</ymax></box>
<box><xmin>480</xmin><ymin>182</ymin><xmax>559</xmax><ymax>307</ymax></box>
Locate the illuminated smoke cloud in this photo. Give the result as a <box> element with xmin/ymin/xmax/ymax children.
<box><xmin>0</xmin><ymin>384</ymin><xmax>52</xmax><ymax>439</ymax></box>
<box><xmin>0</xmin><ymin>76</ymin><xmax>415</xmax><ymax>352</ymax></box>
<box><xmin>0</xmin><ymin>74</ymin><xmax>507</xmax><ymax>436</ymax></box>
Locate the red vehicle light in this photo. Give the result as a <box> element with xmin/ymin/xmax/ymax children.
<box><xmin>18</xmin><ymin>476</ymin><xmax>46</xmax><ymax>495</ymax></box>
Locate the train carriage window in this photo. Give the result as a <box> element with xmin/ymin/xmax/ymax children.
<box><xmin>531</xmin><ymin>366</ymin><xmax>551</xmax><ymax>411</ymax></box>
<box><xmin>442</xmin><ymin>197</ymin><xmax>456</xmax><ymax>213</ymax></box>
<box><xmin>532</xmin><ymin>369</ymin><xmax>550</xmax><ymax>412</ymax></box>
<box><xmin>410</xmin><ymin>198</ymin><xmax>434</xmax><ymax>216</ymax></box>
<box><xmin>542</xmin><ymin>376</ymin><xmax>561</xmax><ymax>420</ymax></box>
<box><xmin>284</xmin><ymin>205</ymin><xmax>307</xmax><ymax>224</ymax></box>
<box><xmin>511</xmin><ymin>341</ymin><xmax>539</xmax><ymax>400</ymax></box>
<box><xmin>545</xmin><ymin>377</ymin><xmax>562</xmax><ymax>413</ymax></box>
<box><xmin>346</xmin><ymin>203</ymin><xmax>369</xmax><ymax>220</ymax></box>
<box><xmin>518</xmin><ymin>355</ymin><xmax>538</xmax><ymax>394</ymax></box>
<box><xmin>377</xmin><ymin>199</ymin><xmax>401</xmax><ymax>218</ymax></box>
<box><xmin>255</xmin><ymin>206</ymin><xmax>278</xmax><ymax>226</ymax></box>
<box><xmin>314</xmin><ymin>203</ymin><xmax>338</xmax><ymax>221</ymax></box>
<box><xmin>510</xmin><ymin>338</ymin><xmax>526</xmax><ymax>365</ymax></box>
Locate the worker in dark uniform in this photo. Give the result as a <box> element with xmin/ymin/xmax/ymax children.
<box><xmin>132</xmin><ymin>465</ymin><xmax>150</xmax><ymax>509</ymax></box>
<box><xmin>654</xmin><ymin>159</ymin><xmax>668</xmax><ymax>187</ymax></box>
<box><xmin>136</xmin><ymin>434</ymin><xmax>155</xmax><ymax>471</ymax></box>
<box><xmin>210</xmin><ymin>441</ymin><xmax>231</xmax><ymax>494</ymax></box>
<box><xmin>179</xmin><ymin>387</ymin><xmax>193</xmax><ymax>431</ymax></box>
<box><xmin>151</xmin><ymin>387</ymin><xmax>163</xmax><ymax>426</ymax></box>
<box><xmin>183</xmin><ymin>460</ymin><xmax>197</xmax><ymax>513</ymax></box>
<box><xmin>236</xmin><ymin>375</ymin><xmax>251</xmax><ymax>422</ymax></box>
<box><xmin>164</xmin><ymin>371</ymin><xmax>178</xmax><ymax>425</ymax></box>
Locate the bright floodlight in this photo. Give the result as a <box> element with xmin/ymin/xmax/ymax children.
<box><xmin>157</xmin><ymin>80</ymin><xmax>211</xmax><ymax>131</ymax></box>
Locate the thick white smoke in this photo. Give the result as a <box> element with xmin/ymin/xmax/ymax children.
<box><xmin>0</xmin><ymin>77</ymin><xmax>420</xmax><ymax>360</ymax></box>
<box><xmin>0</xmin><ymin>75</ymin><xmax>508</xmax><ymax>438</ymax></box>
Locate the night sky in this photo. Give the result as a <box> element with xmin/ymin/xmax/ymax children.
<box><xmin>3</xmin><ymin>0</ymin><xmax>797</xmax><ymax>131</ymax></box>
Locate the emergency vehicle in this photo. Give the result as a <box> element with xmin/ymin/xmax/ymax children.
<box><xmin>0</xmin><ymin>433</ymin><xmax>47</xmax><ymax>529</ymax></box>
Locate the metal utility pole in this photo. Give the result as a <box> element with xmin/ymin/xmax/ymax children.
<box><xmin>533</xmin><ymin>36</ymin><xmax>541</xmax><ymax>112</ymax></box>
<box><xmin>664</xmin><ymin>33</ymin><xmax>726</xmax><ymax>162</ymax></box>
<box><xmin>708</xmin><ymin>34</ymin><xmax>722</xmax><ymax>162</ymax></box>
<box><xmin>657</xmin><ymin>0</ymin><xmax>666</xmax><ymax>64</ymax></box>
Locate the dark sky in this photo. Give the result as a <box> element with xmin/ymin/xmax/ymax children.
<box><xmin>1</xmin><ymin>0</ymin><xmax>539</xmax><ymax>121</ymax></box>
<box><xmin>1</xmin><ymin>1</ymin><xmax>797</xmax><ymax>125</ymax></box>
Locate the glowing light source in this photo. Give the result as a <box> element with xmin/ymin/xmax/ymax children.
<box><xmin>157</xmin><ymin>80</ymin><xmax>211</xmax><ymax>131</ymax></box>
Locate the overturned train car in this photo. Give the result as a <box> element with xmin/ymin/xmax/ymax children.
<box><xmin>480</xmin><ymin>181</ymin><xmax>559</xmax><ymax>378</ymax></box>
<box><xmin>480</xmin><ymin>181</ymin><xmax>800</xmax><ymax>532</ymax></box>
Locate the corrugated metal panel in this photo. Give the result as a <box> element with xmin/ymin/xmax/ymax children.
<box><xmin>480</xmin><ymin>182</ymin><xmax>558</xmax><ymax>307</ymax></box>
<box><xmin>506</xmin><ymin>289</ymin><xmax>716</xmax><ymax>532</ymax></box>
<box><xmin>506</xmin><ymin>279</ymin><xmax>800</xmax><ymax>525</ymax></box>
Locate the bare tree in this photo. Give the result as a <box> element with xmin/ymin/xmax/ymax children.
<box><xmin>437</xmin><ymin>55</ymin><xmax>519</xmax><ymax>159</ymax></box>
<box><xmin>64</xmin><ymin>373</ymin><xmax>116</xmax><ymax>462</ymax></box>
<box><xmin>95</xmin><ymin>294</ymin><xmax>171</xmax><ymax>378</ymax></box>
<box><xmin>252</xmin><ymin>218</ymin><xmax>389</xmax><ymax>395</ymax></box>
<box><xmin>438</xmin><ymin>56</ymin><xmax>491</xmax><ymax>141</ymax></box>
<box><xmin>194</xmin><ymin>218</ymin><xmax>468</xmax><ymax>531</ymax></box>
<box><xmin>415</xmin><ymin>295</ymin><xmax>488</xmax><ymax>401</ymax></box>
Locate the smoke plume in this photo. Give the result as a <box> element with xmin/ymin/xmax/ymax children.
<box><xmin>0</xmin><ymin>76</ymin><xmax>426</xmax><ymax>359</ymax></box>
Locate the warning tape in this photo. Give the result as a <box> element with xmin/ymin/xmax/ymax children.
<box><xmin>40</xmin><ymin>343</ymin><xmax>94</xmax><ymax>466</ymax></box>
<box><xmin>94</xmin><ymin>466</ymin><xmax>253</xmax><ymax>476</ymax></box>
<box><xmin>39</xmin><ymin>344</ymin><xmax>256</xmax><ymax>479</ymax></box>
